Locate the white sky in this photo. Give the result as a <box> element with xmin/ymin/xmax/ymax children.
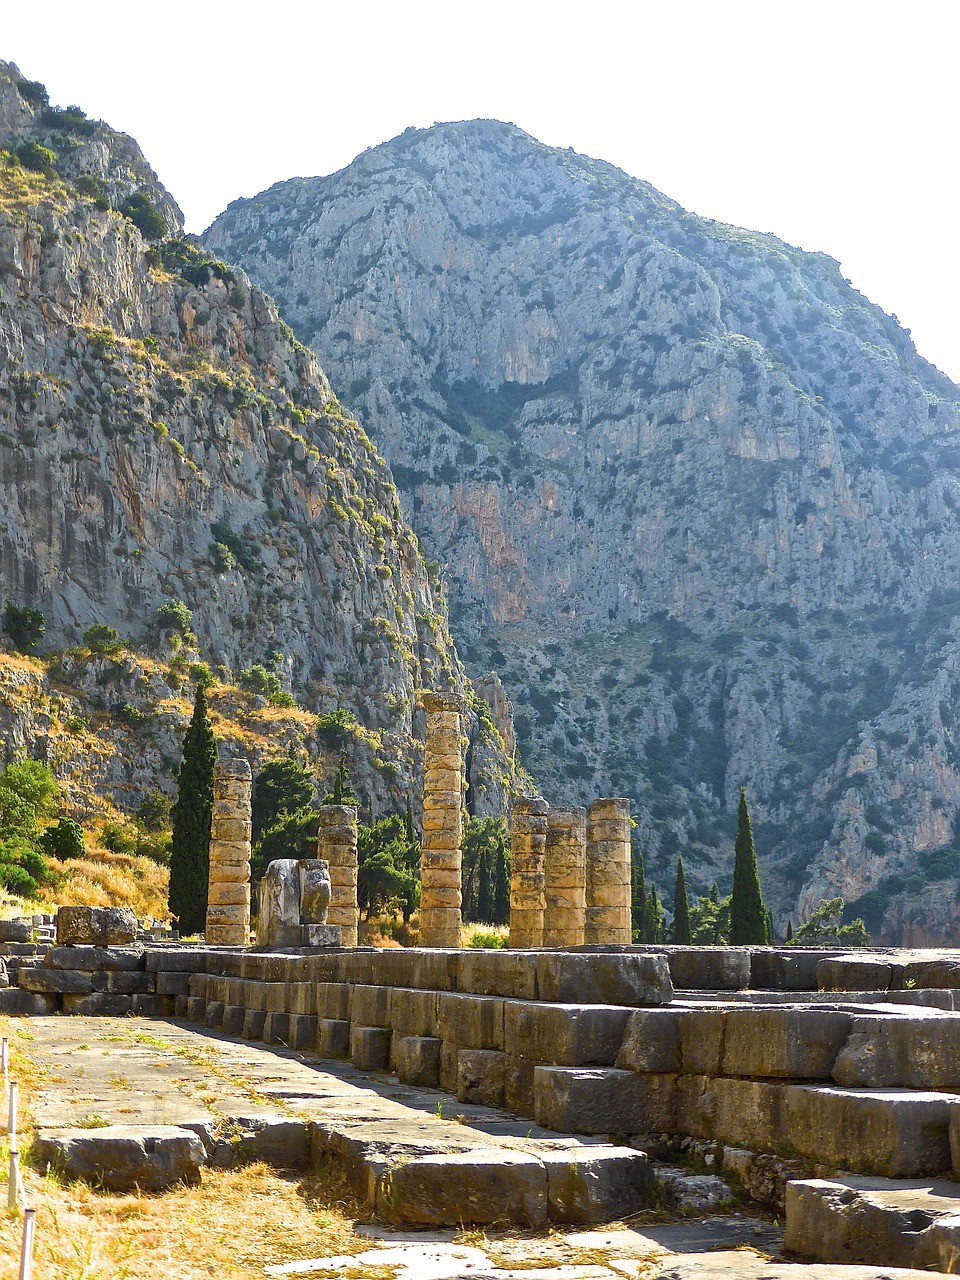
<box><xmin>6</xmin><ymin>1</ymin><xmax>960</xmax><ymax>380</ymax></box>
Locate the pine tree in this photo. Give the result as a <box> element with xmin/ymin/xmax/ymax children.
<box><xmin>673</xmin><ymin>856</ymin><xmax>691</xmax><ymax>944</ymax></box>
<box><xmin>631</xmin><ymin>845</ymin><xmax>647</xmax><ymax>941</ymax></box>
<box><xmin>168</xmin><ymin>683</ymin><xmax>217</xmax><ymax>935</ymax></box>
<box><xmin>730</xmin><ymin>787</ymin><xmax>767</xmax><ymax>945</ymax></box>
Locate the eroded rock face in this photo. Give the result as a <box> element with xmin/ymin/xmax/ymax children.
<box><xmin>206</xmin><ymin>119</ymin><xmax>960</xmax><ymax>940</ymax></box>
<box><xmin>0</xmin><ymin>65</ymin><xmax>516</xmax><ymax>823</ymax></box>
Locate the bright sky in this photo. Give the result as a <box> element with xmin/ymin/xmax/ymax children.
<box><xmin>6</xmin><ymin>1</ymin><xmax>960</xmax><ymax>380</ymax></box>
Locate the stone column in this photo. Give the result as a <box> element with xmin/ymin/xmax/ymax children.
<box><xmin>543</xmin><ymin>805</ymin><xmax>586</xmax><ymax>948</ymax></box>
<box><xmin>318</xmin><ymin>805</ymin><xmax>359</xmax><ymax>947</ymax></box>
<box><xmin>206</xmin><ymin>758</ymin><xmax>252</xmax><ymax>946</ymax></box>
<box><xmin>585</xmin><ymin>797</ymin><xmax>632</xmax><ymax>946</ymax></box>
<box><xmin>417</xmin><ymin>690</ymin><xmax>469</xmax><ymax>949</ymax></box>
<box><xmin>509</xmin><ymin>795</ymin><xmax>549</xmax><ymax>949</ymax></box>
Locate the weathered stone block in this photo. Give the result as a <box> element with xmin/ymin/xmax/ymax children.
<box><xmin>750</xmin><ymin>949</ymin><xmax>826</xmax><ymax>991</ymax></box>
<box><xmin>785</xmin><ymin>1085</ymin><xmax>954</xmax><ymax>1176</ymax></box>
<box><xmin>61</xmin><ymin>992</ymin><xmax>134</xmax><ymax>1016</ymax></box>
<box><xmin>209</xmin><ymin>1116</ymin><xmax>311</xmax><ymax>1170</ymax></box>
<box><xmin>536</xmin><ymin>952</ymin><xmax>673</xmax><ymax>1006</ymax></box>
<box><xmin>679</xmin><ymin>1008</ymin><xmax>727</xmax><ymax>1075</ymax></box>
<box><xmin>264</xmin><ymin>1012</ymin><xmax>291</xmax><ymax>1045</ymax></box>
<box><xmin>144</xmin><ymin>948</ymin><xmax>210</xmax><ymax>973</ymax></box>
<box><xmin>617</xmin><ymin>1008</ymin><xmax>683</xmax><ymax>1072</ymax></box>
<box><xmin>438</xmin><ymin>992</ymin><xmax>504</xmax><ymax>1049</ymax></box>
<box><xmin>504</xmin><ymin>1054</ymin><xmax>535</xmax><ymax>1116</ymax></box>
<box><xmin>0</xmin><ymin>988</ymin><xmax>57</xmax><ymax>1015</ymax></box>
<box><xmin>394</xmin><ymin>1035</ymin><xmax>442</xmax><ymax>1087</ymax></box>
<box><xmin>390</xmin><ymin>987</ymin><xmax>440</xmax><ymax>1037</ymax></box>
<box><xmin>534</xmin><ymin>1066</ymin><xmax>677</xmax><ymax>1134</ymax></box>
<box><xmin>316</xmin><ymin>982</ymin><xmax>350</xmax><ymax>1021</ymax></box>
<box><xmin>833</xmin><ymin>1013</ymin><xmax>960</xmax><ymax>1090</ymax></box>
<box><xmin>221</xmin><ymin>1005</ymin><xmax>246</xmax><ymax>1036</ymax></box>
<box><xmin>456</xmin><ymin>949</ymin><xmax>538</xmax><ymax>999</ymax></box>
<box><xmin>541</xmin><ymin>1145</ymin><xmax>652</xmax><ymax>1223</ymax></box>
<box><xmin>33</xmin><ymin>1125</ymin><xmax>205</xmax><ymax>1191</ymax></box>
<box><xmin>505</xmin><ymin>1000</ymin><xmax>630</xmax><ymax>1065</ymax></box>
<box><xmin>57</xmin><ymin>906</ymin><xmax>137</xmax><ymax>946</ymax></box>
<box><xmin>457</xmin><ymin>1048</ymin><xmax>507</xmax><ymax>1107</ymax></box>
<box><xmin>721</xmin><ymin>1008</ymin><xmax>851</xmax><ymax>1079</ymax></box>
<box><xmin>668</xmin><ymin>947</ymin><xmax>750</xmax><ymax>991</ymax></box>
<box><xmin>378</xmin><ymin>1150</ymin><xmax>547</xmax><ymax>1226</ymax></box>
<box><xmin>0</xmin><ymin>919</ymin><xmax>31</xmax><ymax>943</ymax></box>
<box><xmin>439</xmin><ymin>1039</ymin><xmax>459</xmax><ymax>1093</ymax></box>
<box><xmin>93</xmin><ymin>971</ymin><xmax>155</xmax><ymax>995</ymax></box>
<box><xmin>205</xmin><ymin>1001</ymin><xmax>225</xmax><ymax>1030</ymax></box>
<box><xmin>242</xmin><ymin>1009</ymin><xmax>267</xmax><ymax>1041</ymax></box>
<box><xmin>818</xmin><ymin>955</ymin><xmax>894</xmax><ymax>992</ymax></box>
<box><xmin>44</xmin><ymin>945</ymin><xmax>145</xmax><ymax>972</ymax></box>
<box><xmin>20</xmin><ymin>967</ymin><xmax>93</xmax><ymax>994</ymax></box>
<box><xmin>711</xmin><ymin>1077</ymin><xmax>784</xmax><ymax>1150</ymax></box>
<box><xmin>351</xmin><ymin>1025</ymin><xmax>391</xmax><ymax>1071</ymax></box>
<box><xmin>317</xmin><ymin>1018</ymin><xmax>350</xmax><ymax>1058</ymax></box>
<box><xmin>287</xmin><ymin>1014</ymin><xmax>318</xmax><ymax>1050</ymax></box>
<box><xmin>350</xmin><ymin>984</ymin><xmax>391</xmax><ymax>1027</ymax></box>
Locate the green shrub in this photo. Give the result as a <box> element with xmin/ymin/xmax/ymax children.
<box><xmin>75</xmin><ymin>175</ymin><xmax>110</xmax><ymax>210</ymax></box>
<box><xmin>40</xmin><ymin>104</ymin><xmax>96</xmax><ymax>136</ymax></box>
<box><xmin>100</xmin><ymin>821</ymin><xmax>136</xmax><ymax>855</ymax></box>
<box><xmin>315</xmin><ymin>708</ymin><xmax>357</xmax><ymax>750</ymax></box>
<box><xmin>156</xmin><ymin>599</ymin><xmax>194</xmax><ymax>636</ymax></box>
<box><xmin>83</xmin><ymin>624</ymin><xmax>123</xmax><ymax>655</ymax></box>
<box><xmin>210</xmin><ymin>542</ymin><xmax>235</xmax><ymax>573</ymax></box>
<box><xmin>467</xmin><ymin>929</ymin><xmax>507</xmax><ymax>949</ymax></box>
<box><xmin>40</xmin><ymin>817</ymin><xmax>85</xmax><ymax>860</ymax></box>
<box><xmin>0</xmin><ymin>862</ymin><xmax>39</xmax><ymax>898</ymax></box>
<box><xmin>4</xmin><ymin>602</ymin><xmax>45</xmax><ymax>652</ymax></box>
<box><xmin>63</xmin><ymin>715</ymin><xmax>88</xmax><ymax>734</ymax></box>
<box><xmin>15</xmin><ymin>141</ymin><xmax>55</xmax><ymax>173</ymax></box>
<box><xmin>238</xmin><ymin>665</ymin><xmax>284</xmax><ymax>699</ymax></box>
<box><xmin>14</xmin><ymin>77</ymin><xmax>49</xmax><ymax>107</ymax></box>
<box><xmin>136</xmin><ymin>790</ymin><xmax>172</xmax><ymax>832</ymax></box>
<box><xmin>118</xmin><ymin>192</ymin><xmax>166</xmax><ymax>241</ymax></box>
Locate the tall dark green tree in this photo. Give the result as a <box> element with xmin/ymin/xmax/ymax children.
<box><xmin>251</xmin><ymin>757</ymin><xmax>314</xmax><ymax>843</ymax></box>
<box><xmin>645</xmin><ymin>883</ymin><xmax>664</xmax><ymax>944</ymax></box>
<box><xmin>730</xmin><ymin>787</ymin><xmax>767</xmax><ymax>945</ymax></box>
<box><xmin>168</xmin><ymin>683</ymin><xmax>217</xmax><ymax>935</ymax></box>
<box><xmin>631</xmin><ymin>845</ymin><xmax>647</xmax><ymax>941</ymax></box>
<box><xmin>672</xmin><ymin>856</ymin><xmax>691</xmax><ymax>944</ymax></box>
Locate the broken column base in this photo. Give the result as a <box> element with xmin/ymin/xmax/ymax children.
<box><xmin>256</xmin><ymin>923</ymin><xmax>342</xmax><ymax>949</ymax></box>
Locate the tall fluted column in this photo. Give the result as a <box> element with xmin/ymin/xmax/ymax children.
<box><xmin>544</xmin><ymin>805</ymin><xmax>586</xmax><ymax>948</ymax></box>
<box><xmin>585</xmin><ymin>797</ymin><xmax>632</xmax><ymax>945</ymax></box>
<box><xmin>319</xmin><ymin>804</ymin><xmax>359</xmax><ymax>947</ymax></box>
<box><xmin>509</xmin><ymin>795</ymin><xmax>549</xmax><ymax>948</ymax></box>
<box><xmin>417</xmin><ymin>690</ymin><xmax>468</xmax><ymax>948</ymax></box>
<box><xmin>206</xmin><ymin>758</ymin><xmax>252</xmax><ymax>946</ymax></box>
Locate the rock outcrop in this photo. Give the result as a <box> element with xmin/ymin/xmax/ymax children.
<box><xmin>0</xmin><ymin>67</ymin><xmax>515</xmax><ymax>820</ymax></box>
<box><xmin>205</xmin><ymin>119</ymin><xmax>960</xmax><ymax>940</ymax></box>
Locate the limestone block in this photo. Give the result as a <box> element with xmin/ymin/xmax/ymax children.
<box><xmin>457</xmin><ymin>949</ymin><xmax>539</xmax><ymax>1000</ymax></box>
<box><xmin>584</xmin><ymin>798</ymin><xmax>631</xmax><ymax>946</ymax></box>
<box><xmin>749</xmin><ymin>949</ymin><xmax>825</xmax><ymax>991</ymax></box>
<box><xmin>504</xmin><ymin>1000</ymin><xmax>630</xmax><ymax>1066</ymax></box>
<box><xmin>534</xmin><ymin>1066</ymin><xmax>677</xmax><ymax>1134</ymax></box>
<box><xmin>0</xmin><ymin>919</ymin><xmax>31</xmax><ymax>942</ymax></box>
<box><xmin>678</xmin><ymin>1008</ymin><xmax>727</xmax><ymax>1075</ymax></box>
<box><xmin>221</xmin><ymin>1005</ymin><xmax>245</xmax><ymax>1036</ymax></box>
<box><xmin>93</xmin><ymin>971</ymin><xmax>154</xmax><ymax>994</ymax></box>
<box><xmin>144</xmin><ymin>948</ymin><xmax>211</xmax><ymax>973</ymax></box>
<box><xmin>504</xmin><ymin>1055</ymin><xmax>536</xmax><ymax>1115</ymax></box>
<box><xmin>317</xmin><ymin>1018</ymin><xmax>351</xmax><ymax>1058</ymax></box>
<box><xmin>242</xmin><ymin>1009</ymin><xmax>267</xmax><ymax>1040</ymax></box>
<box><xmin>617</xmin><ymin>1008</ymin><xmax>684</xmax><ymax>1072</ymax></box>
<box><xmin>437</xmin><ymin>992</ymin><xmax>505</xmax><ymax>1049</ymax></box>
<box><xmin>711</xmin><ymin>1077</ymin><xmax>785</xmax><ymax>1150</ymax></box>
<box><xmin>349</xmin><ymin>984</ymin><xmax>391</xmax><ymax>1028</ymax></box>
<box><xmin>20</xmin><ymin>968</ymin><xmax>93</xmax><ymax>994</ymax></box>
<box><xmin>784</xmin><ymin>1085</ymin><xmax>954</xmax><ymax>1177</ymax></box>
<box><xmin>669</xmin><ymin>947</ymin><xmax>751</xmax><ymax>990</ymax></box>
<box><xmin>536</xmin><ymin>952</ymin><xmax>673</xmax><ymax>1006</ymax></box>
<box><xmin>44</xmin><ymin>945</ymin><xmax>144</xmax><ymax>972</ymax></box>
<box><xmin>394</xmin><ymin>1036</ymin><xmax>442</xmax><ymax>1087</ymax></box>
<box><xmin>205</xmin><ymin>1001</ymin><xmax>225</xmax><ymax>1030</ymax></box>
<box><xmin>286</xmin><ymin>1014</ymin><xmax>318</xmax><ymax>1050</ymax></box>
<box><xmin>902</xmin><ymin>958</ymin><xmax>960</xmax><ymax>989</ymax></box>
<box><xmin>830</xmin><ymin>1015</ymin><xmax>960</xmax><ymax>1091</ymax></box>
<box><xmin>544</xmin><ymin>806</ymin><xmax>586</xmax><ymax>949</ymax></box>
<box><xmin>377</xmin><ymin>1150</ymin><xmax>547</xmax><ymax>1227</ymax></box>
<box><xmin>721</xmin><ymin>1008</ymin><xmax>852</xmax><ymax>1079</ymax></box>
<box><xmin>207</xmin><ymin>882</ymin><xmax>249</xmax><ymax>907</ymax></box>
<box><xmin>61</xmin><ymin>992</ymin><xmax>134</xmax><ymax>1016</ymax></box>
<box><xmin>33</xmin><ymin>1125</ymin><xmax>205</xmax><ymax>1191</ymax></box>
<box><xmin>299</xmin><ymin>859</ymin><xmax>331</xmax><ymax>924</ymax></box>
<box><xmin>439</xmin><ymin>1040</ymin><xmax>459</xmax><ymax>1093</ymax></box>
<box><xmin>350</xmin><ymin>1025</ymin><xmax>391</xmax><ymax>1071</ymax></box>
<box><xmin>156</xmin><ymin>971</ymin><xmax>191</xmax><ymax>996</ymax></box>
<box><xmin>541</xmin><ymin>1145</ymin><xmax>652</xmax><ymax>1223</ymax></box>
<box><xmin>456</xmin><ymin>1048</ymin><xmax>507</xmax><ymax>1107</ymax></box>
<box><xmin>57</xmin><ymin>905</ymin><xmax>137</xmax><ymax>946</ymax></box>
<box><xmin>289</xmin><ymin>983</ymin><xmax>316</xmax><ymax>1016</ymax></box>
<box><xmin>390</xmin><ymin>987</ymin><xmax>440</xmax><ymax>1037</ymax></box>
<box><xmin>264</xmin><ymin>1012</ymin><xmax>291</xmax><ymax>1045</ymax></box>
<box><xmin>818</xmin><ymin>956</ymin><xmax>894</xmax><ymax>992</ymax></box>
<box><xmin>319</xmin><ymin>805</ymin><xmax>358</xmax><ymax>947</ymax></box>
<box><xmin>316</xmin><ymin>982</ymin><xmax>351</xmax><ymax>1021</ymax></box>
<box><xmin>373</xmin><ymin>948</ymin><xmax>456</xmax><ymax>991</ymax></box>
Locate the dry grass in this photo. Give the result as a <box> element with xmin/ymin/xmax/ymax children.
<box><xmin>38</xmin><ymin>850</ymin><xmax>169</xmax><ymax>921</ymax></box>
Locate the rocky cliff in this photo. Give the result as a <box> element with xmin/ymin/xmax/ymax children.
<box><xmin>0</xmin><ymin>66</ymin><xmax>515</xmax><ymax>822</ymax></box>
<box><xmin>206</xmin><ymin>119</ymin><xmax>960</xmax><ymax>940</ymax></box>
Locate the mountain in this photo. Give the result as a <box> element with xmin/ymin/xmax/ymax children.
<box><xmin>206</xmin><ymin>119</ymin><xmax>960</xmax><ymax>942</ymax></box>
<box><xmin>0</xmin><ymin>65</ymin><xmax>515</xmax><ymax>825</ymax></box>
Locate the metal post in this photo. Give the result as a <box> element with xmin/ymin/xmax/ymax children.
<box><xmin>8</xmin><ymin>1080</ymin><xmax>18</xmax><ymax>1212</ymax></box>
<box><xmin>2</xmin><ymin>1037</ymin><xmax>8</xmax><ymax>1101</ymax></box>
<box><xmin>19</xmin><ymin>1206</ymin><xmax>36</xmax><ymax>1280</ymax></box>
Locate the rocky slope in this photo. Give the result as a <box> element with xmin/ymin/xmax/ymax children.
<box><xmin>206</xmin><ymin>119</ymin><xmax>960</xmax><ymax>941</ymax></box>
<box><xmin>0</xmin><ymin>65</ymin><xmax>515</xmax><ymax>822</ymax></box>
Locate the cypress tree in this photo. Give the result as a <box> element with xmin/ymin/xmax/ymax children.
<box><xmin>631</xmin><ymin>845</ymin><xmax>647</xmax><ymax>942</ymax></box>
<box><xmin>730</xmin><ymin>787</ymin><xmax>767</xmax><ymax>945</ymax></box>
<box><xmin>645</xmin><ymin>884</ymin><xmax>664</xmax><ymax>944</ymax></box>
<box><xmin>786</xmin><ymin>919</ymin><xmax>794</xmax><ymax>942</ymax></box>
<box><xmin>168</xmin><ymin>682</ymin><xmax>217</xmax><ymax>935</ymax></box>
<box><xmin>673</xmin><ymin>856</ymin><xmax>691</xmax><ymax>944</ymax></box>
<box><xmin>493</xmin><ymin>841</ymin><xmax>511</xmax><ymax>926</ymax></box>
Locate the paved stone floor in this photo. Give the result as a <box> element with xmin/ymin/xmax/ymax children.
<box><xmin>17</xmin><ymin>1018</ymin><xmax>955</xmax><ymax>1278</ymax></box>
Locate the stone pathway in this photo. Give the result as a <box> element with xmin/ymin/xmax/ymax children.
<box><xmin>16</xmin><ymin>1017</ymin><xmax>957</xmax><ymax>1278</ymax></box>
